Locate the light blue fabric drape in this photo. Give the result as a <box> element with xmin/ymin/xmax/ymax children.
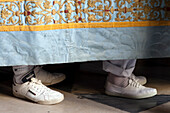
<box><xmin>0</xmin><ymin>26</ymin><xmax>170</xmax><ymax>66</ymax></box>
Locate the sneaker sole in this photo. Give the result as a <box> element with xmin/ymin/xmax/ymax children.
<box><xmin>38</xmin><ymin>96</ymin><xmax>64</xmax><ymax>105</ymax></box>
<box><xmin>13</xmin><ymin>90</ymin><xmax>64</xmax><ymax>105</ymax></box>
<box><xmin>105</xmin><ymin>90</ymin><xmax>157</xmax><ymax>99</ymax></box>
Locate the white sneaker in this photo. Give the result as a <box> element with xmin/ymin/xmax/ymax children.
<box><xmin>105</xmin><ymin>78</ymin><xmax>157</xmax><ymax>99</ymax></box>
<box><xmin>130</xmin><ymin>74</ymin><xmax>147</xmax><ymax>85</ymax></box>
<box><xmin>13</xmin><ymin>78</ymin><xmax>64</xmax><ymax>104</ymax></box>
<box><xmin>33</xmin><ymin>66</ymin><xmax>66</xmax><ymax>86</ymax></box>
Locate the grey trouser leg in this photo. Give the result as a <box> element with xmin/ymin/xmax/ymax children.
<box><xmin>103</xmin><ymin>59</ymin><xmax>136</xmax><ymax>77</ymax></box>
<box><xmin>13</xmin><ymin>65</ymin><xmax>34</xmax><ymax>84</ymax></box>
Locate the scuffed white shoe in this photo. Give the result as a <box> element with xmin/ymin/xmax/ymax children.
<box><xmin>13</xmin><ymin>78</ymin><xmax>64</xmax><ymax>105</ymax></box>
<box><xmin>130</xmin><ymin>74</ymin><xmax>147</xmax><ymax>85</ymax></box>
<box><xmin>33</xmin><ymin>66</ymin><xmax>66</xmax><ymax>86</ymax></box>
<box><xmin>105</xmin><ymin>78</ymin><xmax>157</xmax><ymax>99</ymax></box>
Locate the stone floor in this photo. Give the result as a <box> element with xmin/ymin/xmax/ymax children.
<box><xmin>0</xmin><ymin>59</ymin><xmax>170</xmax><ymax>113</ymax></box>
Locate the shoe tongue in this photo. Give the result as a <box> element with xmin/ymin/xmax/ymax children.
<box><xmin>21</xmin><ymin>71</ymin><xmax>36</xmax><ymax>83</ymax></box>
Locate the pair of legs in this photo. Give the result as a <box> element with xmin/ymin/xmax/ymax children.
<box><xmin>12</xmin><ymin>59</ymin><xmax>157</xmax><ymax>104</ymax></box>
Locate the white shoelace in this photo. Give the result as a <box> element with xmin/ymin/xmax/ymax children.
<box><xmin>128</xmin><ymin>78</ymin><xmax>141</xmax><ymax>88</ymax></box>
<box><xmin>28</xmin><ymin>78</ymin><xmax>50</xmax><ymax>93</ymax></box>
<box><xmin>30</xmin><ymin>78</ymin><xmax>42</xmax><ymax>85</ymax></box>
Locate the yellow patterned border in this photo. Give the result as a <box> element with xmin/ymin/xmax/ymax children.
<box><xmin>0</xmin><ymin>0</ymin><xmax>170</xmax><ymax>26</ymax></box>
<box><xmin>0</xmin><ymin>0</ymin><xmax>39</xmax><ymax>1</ymax></box>
<box><xmin>1</xmin><ymin>21</ymin><xmax>170</xmax><ymax>32</ymax></box>
<box><xmin>1</xmin><ymin>0</ymin><xmax>170</xmax><ymax>31</ymax></box>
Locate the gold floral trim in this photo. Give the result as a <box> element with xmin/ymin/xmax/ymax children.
<box><xmin>0</xmin><ymin>0</ymin><xmax>169</xmax><ymax>31</ymax></box>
